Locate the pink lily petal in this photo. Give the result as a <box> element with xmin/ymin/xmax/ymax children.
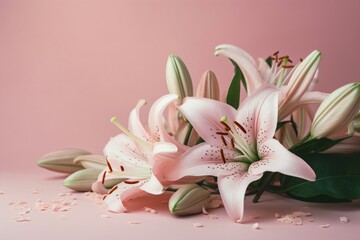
<box><xmin>218</xmin><ymin>173</ymin><xmax>262</xmax><ymax>222</ymax></box>
<box><xmin>128</xmin><ymin>99</ymin><xmax>153</xmax><ymax>143</ymax></box>
<box><xmin>248</xmin><ymin>139</ymin><xmax>316</xmax><ymax>181</ymax></box>
<box><xmin>168</xmin><ymin>143</ymin><xmax>246</xmax><ymax>180</ymax></box>
<box><xmin>215</xmin><ymin>44</ymin><xmax>263</xmax><ymax>95</ymax></box>
<box><xmin>235</xmin><ymin>86</ymin><xmax>278</xmax><ymax>151</ymax></box>
<box><xmin>104</xmin><ymin>180</ymin><xmax>147</xmax><ymax>213</ymax></box>
<box><xmin>104</xmin><ymin>134</ymin><xmax>149</xmax><ymax>168</ymax></box>
<box><xmin>91</xmin><ymin>180</ymin><xmax>108</xmax><ymax>194</ymax></box>
<box><xmin>279</xmin><ymin>91</ymin><xmax>328</xmax><ymax>120</ymax></box>
<box><xmin>139</xmin><ymin>173</ymin><xmax>164</xmax><ymax>195</ymax></box>
<box><xmin>257</xmin><ymin>58</ymin><xmax>272</xmax><ymax>83</ymax></box>
<box><xmin>148</xmin><ymin>94</ymin><xmax>188</xmax><ymax>153</ymax></box>
<box><xmin>292</xmin><ymin>106</ymin><xmax>314</xmax><ymax>140</ymax></box>
<box><xmin>178</xmin><ymin>97</ymin><xmax>237</xmax><ymax>147</ymax></box>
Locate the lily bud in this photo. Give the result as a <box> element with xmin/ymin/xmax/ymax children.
<box><xmin>73</xmin><ymin>154</ymin><xmax>107</xmax><ymax>170</ymax></box>
<box><xmin>169</xmin><ymin>184</ymin><xmax>210</xmax><ymax>216</ymax></box>
<box><xmin>63</xmin><ymin>168</ymin><xmax>122</xmax><ymax>192</ymax></box>
<box><xmin>37</xmin><ymin>149</ymin><xmax>90</xmax><ymax>174</ymax></box>
<box><xmin>166</xmin><ymin>54</ymin><xmax>193</xmax><ymax>100</ymax></box>
<box><xmin>349</xmin><ymin>111</ymin><xmax>360</xmax><ymax>133</ymax></box>
<box><xmin>196</xmin><ymin>70</ymin><xmax>220</xmax><ymax>100</ymax></box>
<box><xmin>311</xmin><ymin>83</ymin><xmax>360</xmax><ymax>138</ymax></box>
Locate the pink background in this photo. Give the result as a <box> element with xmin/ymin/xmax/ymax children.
<box><xmin>1</xmin><ymin>0</ymin><xmax>360</xmax><ymax>171</ymax></box>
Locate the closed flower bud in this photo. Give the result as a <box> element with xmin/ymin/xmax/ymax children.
<box><xmin>63</xmin><ymin>168</ymin><xmax>122</xmax><ymax>192</ymax></box>
<box><xmin>311</xmin><ymin>83</ymin><xmax>360</xmax><ymax>138</ymax></box>
<box><xmin>166</xmin><ymin>54</ymin><xmax>193</xmax><ymax>100</ymax></box>
<box><xmin>196</xmin><ymin>70</ymin><xmax>220</xmax><ymax>100</ymax></box>
<box><xmin>73</xmin><ymin>154</ymin><xmax>107</xmax><ymax>170</ymax></box>
<box><xmin>37</xmin><ymin>149</ymin><xmax>90</xmax><ymax>174</ymax></box>
<box><xmin>169</xmin><ymin>184</ymin><xmax>210</xmax><ymax>216</ymax></box>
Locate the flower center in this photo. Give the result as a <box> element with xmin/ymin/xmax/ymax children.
<box><xmin>269</xmin><ymin>51</ymin><xmax>297</xmax><ymax>88</ymax></box>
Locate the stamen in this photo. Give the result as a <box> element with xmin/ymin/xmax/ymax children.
<box><xmin>102</xmin><ymin>171</ymin><xmax>107</xmax><ymax>185</ymax></box>
<box><xmin>124</xmin><ymin>180</ymin><xmax>140</xmax><ymax>184</ymax></box>
<box><xmin>233</xmin><ymin>121</ymin><xmax>247</xmax><ymax>134</ymax></box>
<box><xmin>277</xmin><ymin>60</ymin><xmax>283</xmax><ymax>67</ymax></box>
<box><xmin>300</xmin><ymin>58</ymin><xmax>303</xmax><ymax>62</ymax></box>
<box><xmin>106</xmin><ymin>157</ymin><xmax>113</xmax><ymax>173</ymax></box>
<box><xmin>279</xmin><ymin>55</ymin><xmax>289</xmax><ymax>60</ymax></box>
<box><xmin>220</xmin><ymin>121</ymin><xmax>231</xmax><ymax>131</ymax></box>
<box><xmin>108</xmin><ymin>185</ymin><xmax>118</xmax><ymax>194</ymax></box>
<box><xmin>111</xmin><ymin>117</ymin><xmax>153</xmax><ymax>149</ymax></box>
<box><xmin>221</xmin><ymin>135</ymin><xmax>227</xmax><ymax>146</ymax></box>
<box><xmin>220</xmin><ymin>149</ymin><xmax>226</xmax><ymax>163</ymax></box>
<box><xmin>282</xmin><ymin>65</ymin><xmax>294</xmax><ymax>69</ymax></box>
<box><xmin>103</xmin><ymin>195</ymin><xmax>107</xmax><ymax>200</ymax></box>
<box><xmin>216</xmin><ymin>132</ymin><xmax>228</xmax><ymax>135</ymax></box>
<box><xmin>230</xmin><ymin>138</ymin><xmax>235</xmax><ymax>148</ymax></box>
<box><xmin>120</xmin><ymin>166</ymin><xmax>125</xmax><ymax>172</ymax></box>
<box><xmin>272</xmin><ymin>51</ymin><xmax>279</xmax><ymax>56</ymax></box>
<box><xmin>288</xmin><ymin>58</ymin><xmax>293</xmax><ymax>63</ymax></box>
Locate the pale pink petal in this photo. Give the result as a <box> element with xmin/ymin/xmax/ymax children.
<box><xmin>218</xmin><ymin>173</ymin><xmax>262</xmax><ymax>222</ymax></box>
<box><xmin>215</xmin><ymin>44</ymin><xmax>263</xmax><ymax>95</ymax></box>
<box><xmin>235</xmin><ymin>86</ymin><xmax>278</xmax><ymax>151</ymax></box>
<box><xmin>167</xmin><ymin>143</ymin><xmax>246</xmax><ymax>180</ymax></box>
<box><xmin>292</xmin><ymin>106</ymin><xmax>314</xmax><ymax>140</ymax></box>
<box><xmin>139</xmin><ymin>174</ymin><xmax>164</xmax><ymax>195</ymax></box>
<box><xmin>103</xmin><ymin>180</ymin><xmax>147</xmax><ymax>212</ymax></box>
<box><xmin>178</xmin><ymin>97</ymin><xmax>237</xmax><ymax>147</ymax></box>
<box><xmin>148</xmin><ymin>94</ymin><xmax>188</xmax><ymax>153</ymax></box>
<box><xmin>248</xmin><ymin>139</ymin><xmax>315</xmax><ymax>181</ymax></box>
<box><xmin>279</xmin><ymin>91</ymin><xmax>328</xmax><ymax>120</ymax></box>
<box><xmin>103</xmin><ymin>134</ymin><xmax>148</xmax><ymax>168</ymax></box>
<box><xmin>128</xmin><ymin>99</ymin><xmax>153</xmax><ymax>142</ymax></box>
<box><xmin>257</xmin><ymin>58</ymin><xmax>272</xmax><ymax>83</ymax></box>
<box><xmin>91</xmin><ymin>180</ymin><xmax>108</xmax><ymax>194</ymax></box>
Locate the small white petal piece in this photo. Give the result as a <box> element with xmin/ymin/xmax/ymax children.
<box><xmin>252</xmin><ymin>223</ymin><xmax>260</xmax><ymax>230</ymax></box>
<box><xmin>207</xmin><ymin>214</ymin><xmax>219</xmax><ymax>219</ymax></box>
<box><xmin>320</xmin><ymin>224</ymin><xmax>330</xmax><ymax>228</ymax></box>
<box><xmin>101</xmin><ymin>214</ymin><xmax>111</xmax><ymax>219</ymax></box>
<box><xmin>192</xmin><ymin>223</ymin><xmax>204</xmax><ymax>228</ymax></box>
<box><xmin>340</xmin><ymin>217</ymin><xmax>349</xmax><ymax>223</ymax></box>
<box><xmin>0</xmin><ymin>191</ymin><xmax>4</xmax><ymax>195</ymax></box>
<box><xmin>128</xmin><ymin>220</ymin><xmax>141</xmax><ymax>224</ymax></box>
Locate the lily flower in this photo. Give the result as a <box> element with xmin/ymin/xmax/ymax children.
<box><xmin>215</xmin><ymin>44</ymin><xmax>327</xmax><ymax>120</ymax></box>
<box><xmin>169</xmin><ymin>86</ymin><xmax>315</xmax><ymax>222</ymax></box>
<box><xmin>92</xmin><ymin>94</ymin><xmax>189</xmax><ymax>212</ymax></box>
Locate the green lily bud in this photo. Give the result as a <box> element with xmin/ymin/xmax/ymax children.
<box><xmin>37</xmin><ymin>149</ymin><xmax>90</xmax><ymax>174</ymax></box>
<box><xmin>166</xmin><ymin>54</ymin><xmax>193</xmax><ymax>100</ymax></box>
<box><xmin>73</xmin><ymin>154</ymin><xmax>107</xmax><ymax>170</ymax></box>
<box><xmin>196</xmin><ymin>70</ymin><xmax>220</xmax><ymax>100</ymax></box>
<box><xmin>311</xmin><ymin>83</ymin><xmax>360</xmax><ymax>138</ymax></box>
<box><xmin>169</xmin><ymin>184</ymin><xmax>210</xmax><ymax>216</ymax></box>
<box><xmin>63</xmin><ymin>168</ymin><xmax>122</xmax><ymax>192</ymax></box>
<box><xmin>350</xmin><ymin>111</ymin><xmax>360</xmax><ymax>133</ymax></box>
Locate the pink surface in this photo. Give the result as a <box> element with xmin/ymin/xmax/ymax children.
<box><xmin>1</xmin><ymin>170</ymin><xmax>359</xmax><ymax>240</ymax></box>
<box><xmin>1</xmin><ymin>1</ymin><xmax>360</xmax><ymax>238</ymax></box>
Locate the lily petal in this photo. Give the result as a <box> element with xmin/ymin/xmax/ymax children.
<box><xmin>148</xmin><ymin>94</ymin><xmax>188</xmax><ymax>152</ymax></box>
<box><xmin>128</xmin><ymin>99</ymin><xmax>153</xmax><ymax>143</ymax></box>
<box><xmin>235</xmin><ymin>86</ymin><xmax>278</xmax><ymax>152</ymax></box>
<box><xmin>215</xmin><ymin>44</ymin><xmax>263</xmax><ymax>95</ymax></box>
<box><xmin>179</xmin><ymin>97</ymin><xmax>237</xmax><ymax>147</ymax></box>
<box><xmin>139</xmin><ymin>173</ymin><xmax>164</xmax><ymax>195</ymax></box>
<box><xmin>218</xmin><ymin>173</ymin><xmax>262</xmax><ymax>222</ymax></box>
<box><xmin>168</xmin><ymin>143</ymin><xmax>246</xmax><ymax>180</ymax></box>
<box><xmin>103</xmin><ymin>180</ymin><xmax>147</xmax><ymax>213</ymax></box>
<box><xmin>248</xmin><ymin>139</ymin><xmax>316</xmax><ymax>181</ymax></box>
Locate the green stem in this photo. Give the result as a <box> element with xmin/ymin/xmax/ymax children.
<box><xmin>252</xmin><ymin>173</ymin><xmax>276</xmax><ymax>203</ymax></box>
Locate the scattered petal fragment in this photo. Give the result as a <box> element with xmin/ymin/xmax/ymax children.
<box><xmin>340</xmin><ymin>217</ymin><xmax>349</xmax><ymax>223</ymax></box>
<box><xmin>252</xmin><ymin>223</ymin><xmax>260</xmax><ymax>230</ymax></box>
<box><xmin>320</xmin><ymin>224</ymin><xmax>330</xmax><ymax>228</ymax></box>
<box><xmin>193</xmin><ymin>223</ymin><xmax>204</xmax><ymax>228</ymax></box>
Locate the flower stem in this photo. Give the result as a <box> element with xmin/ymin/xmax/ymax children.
<box><xmin>252</xmin><ymin>172</ymin><xmax>276</xmax><ymax>203</ymax></box>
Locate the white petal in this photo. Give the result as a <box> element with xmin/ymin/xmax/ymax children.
<box><xmin>248</xmin><ymin>139</ymin><xmax>315</xmax><ymax>181</ymax></box>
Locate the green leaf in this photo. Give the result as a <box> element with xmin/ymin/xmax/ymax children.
<box><xmin>281</xmin><ymin>153</ymin><xmax>360</xmax><ymax>202</ymax></box>
<box><xmin>290</xmin><ymin>138</ymin><xmax>343</xmax><ymax>154</ymax></box>
<box><xmin>265</xmin><ymin>56</ymin><xmax>272</xmax><ymax>67</ymax></box>
<box><xmin>226</xmin><ymin>59</ymin><xmax>246</xmax><ymax>109</ymax></box>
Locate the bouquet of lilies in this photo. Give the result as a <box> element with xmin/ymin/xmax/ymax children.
<box><xmin>37</xmin><ymin>44</ymin><xmax>360</xmax><ymax>222</ymax></box>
